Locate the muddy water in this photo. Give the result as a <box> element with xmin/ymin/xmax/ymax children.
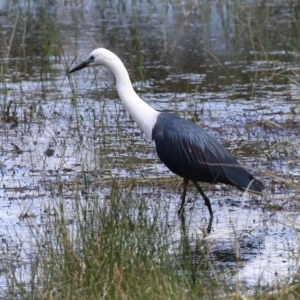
<box><xmin>1</xmin><ymin>0</ymin><xmax>300</xmax><ymax>293</ymax></box>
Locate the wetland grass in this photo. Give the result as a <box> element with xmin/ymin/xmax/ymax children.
<box><xmin>5</xmin><ymin>182</ymin><xmax>225</xmax><ymax>300</ymax></box>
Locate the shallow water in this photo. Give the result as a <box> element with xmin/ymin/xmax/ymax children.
<box><xmin>0</xmin><ymin>0</ymin><xmax>300</xmax><ymax>295</ymax></box>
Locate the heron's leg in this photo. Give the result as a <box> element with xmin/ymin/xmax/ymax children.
<box><xmin>192</xmin><ymin>181</ymin><xmax>213</xmax><ymax>217</ymax></box>
<box><xmin>179</xmin><ymin>209</ymin><xmax>186</xmax><ymax>233</ymax></box>
<box><xmin>207</xmin><ymin>215</ymin><xmax>213</xmax><ymax>234</ymax></box>
<box><xmin>178</xmin><ymin>178</ymin><xmax>189</xmax><ymax>217</ymax></box>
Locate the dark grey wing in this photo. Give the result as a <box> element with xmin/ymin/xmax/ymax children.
<box><xmin>152</xmin><ymin>113</ymin><xmax>264</xmax><ymax>193</ymax></box>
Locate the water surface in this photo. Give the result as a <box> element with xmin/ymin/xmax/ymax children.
<box><xmin>0</xmin><ymin>0</ymin><xmax>299</xmax><ymax>294</ymax></box>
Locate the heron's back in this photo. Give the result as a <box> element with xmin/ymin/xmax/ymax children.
<box><xmin>152</xmin><ymin>112</ymin><xmax>264</xmax><ymax>193</ymax></box>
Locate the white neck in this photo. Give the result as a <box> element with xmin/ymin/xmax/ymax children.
<box><xmin>103</xmin><ymin>53</ymin><xmax>159</xmax><ymax>141</ymax></box>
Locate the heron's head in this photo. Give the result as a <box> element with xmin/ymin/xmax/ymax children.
<box><xmin>69</xmin><ymin>48</ymin><xmax>112</xmax><ymax>73</ymax></box>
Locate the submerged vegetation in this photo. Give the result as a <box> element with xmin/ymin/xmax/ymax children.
<box><xmin>0</xmin><ymin>0</ymin><xmax>300</xmax><ymax>299</ymax></box>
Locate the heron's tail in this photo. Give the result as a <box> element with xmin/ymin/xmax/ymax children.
<box><xmin>225</xmin><ymin>167</ymin><xmax>264</xmax><ymax>194</ymax></box>
<box><xmin>242</xmin><ymin>177</ymin><xmax>265</xmax><ymax>194</ymax></box>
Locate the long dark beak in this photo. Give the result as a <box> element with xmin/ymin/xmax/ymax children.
<box><xmin>69</xmin><ymin>57</ymin><xmax>94</xmax><ymax>73</ymax></box>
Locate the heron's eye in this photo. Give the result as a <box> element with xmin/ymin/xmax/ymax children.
<box><xmin>90</xmin><ymin>56</ymin><xmax>94</xmax><ymax>60</ymax></box>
